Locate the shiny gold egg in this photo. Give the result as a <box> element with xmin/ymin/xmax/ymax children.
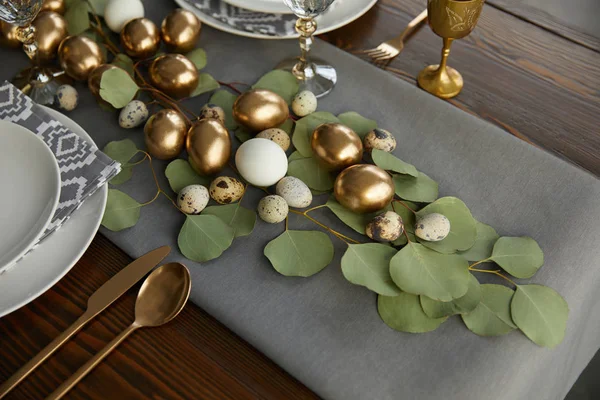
<box><xmin>232</xmin><ymin>89</ymin><xmax>289</xmax><ymax>132</ymax></box>
<box><xmin>41</xmin><ymin>0</ymin><xmax>65</xmax><ymax>14</ymax></box>
<box><xmin>58</xmin><ymin>35</ymin><xmax>106</xmax><ymax>81</ymax></box>
<box><xmin>144</xmin><ymin>109</ymin><xmax>188</xmax><ymax>160</ymax></box>
<box><xmin>88</xmin><ymin>64</ymin><xmax>122</xmax><ymax>102</ymax></box>
<box><xmin>186</xmin><ymin>119</ymin><xmax>231</xmax><ymax>176</ymax></box>
<box><xmin>0</xmin><ymin>21</ymin><xmax>20</xmax><ymax>48</ymax></box>
<box><xmin>32</xmin><ymin>11</ymin><xmax>68</xmax><ymax>64</ymax></box>
<box><xmin>161</xmin><ymin>8</ymin><xmax>201</xmax><ymax>53</ymax></box>
<box><xmin>120</xmin><ymin>18</ymin><xmax>160</xmax><ymax>59</ymax></box>
<box><xmin>311</xmin><ymin>123</ymin><xmax>363</xmax><ymax>171</ymax></box>
<box><xmin>149</xmin><ymin>54</ymin><xmax>199</xmax><ymax>99</ymax></box>
<box><xmin>334</xmin><ymin>164</ymin><xmax>394</xmax><ymax>213</ymax></box>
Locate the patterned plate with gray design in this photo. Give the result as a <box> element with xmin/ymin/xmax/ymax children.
<box><xmin>175</xmin><ymin>0</ymin><xmax>378</xmax><ymax>39</ymax></box>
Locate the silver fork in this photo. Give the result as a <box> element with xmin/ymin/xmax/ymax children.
<box><xmin>362</xmin><ymin>9</ymin><xmax>428</xmax><ymax>68</ymax></box>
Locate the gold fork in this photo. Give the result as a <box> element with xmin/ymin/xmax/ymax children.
<box><xmin>362</xmin><ymin>9</ymin><xmax>428</xmax><ymax>68</ymax></box>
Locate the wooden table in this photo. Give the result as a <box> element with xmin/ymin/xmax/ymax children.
<box><xmin>1</xmin><ymin>0</ymin><xmax>598</xmax><ymax>398</ymax></box>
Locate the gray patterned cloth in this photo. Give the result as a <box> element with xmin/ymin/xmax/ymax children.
<box><xmin>0</xmin><ymin>81</ymin><xmax>120</xmax><ymax>246</ymax></box>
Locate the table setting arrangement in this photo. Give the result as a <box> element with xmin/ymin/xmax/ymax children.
<box><xmin>0</xmin><ymin>0</ymin><xmax>599</xmax><ymax>399</ymax></box>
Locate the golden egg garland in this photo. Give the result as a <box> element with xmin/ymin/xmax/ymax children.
<box><xmin>0</xmin><ymin>21</ymin><xmax>20</xmax><ymax>48</ymax></box>
<box><xmin>149</xmin><ymin>54</ymin><xmax>199</xmax><ymax>99</ymax></box>
<box><xmin>32</xmin><ymin>11</ymin><xmax>68</xmax><ymax>64</ymax></box>
<box><xmin>232</xmin><ymin>89</ymin><xmax>289</xmax><ymax>132</ymax></box>
<box><xmin>41</xmin><ymin>0</ymin><xmax>65</xmax><ymax>14</ymax></box>
<box><xmin>120</xmin><ymin>18</ymin><xmax>160</xmax><ymax>59</ymax></box>
<box><xmin>161</xmin><ymin>8</ymin><xmax>201</xmax><ymax>53</ymax></box>
<box><xmin>58</xmin><ymin>35</ymin><xmax>105</xmax><ymax>81</ymax></box>
<box><xmin>144</xmin><ymin>109</ymin><xmax>188</xmax><ymax>160</ymax></box>
<box><xmin>186</xmin><ymin>119</ymin><xmax>231</xmax><ymax>176</ymax></box>
<box><xmin>311</xmin><ymin>123</ymin><xmax>363</xmax><ymax>171</ymax></box>
<box><xmin>334</xmin><ymin>164</ymin><xmax>394</xmax><ymax>213</ymax></box>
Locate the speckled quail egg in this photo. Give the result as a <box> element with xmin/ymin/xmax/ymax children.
<box><xmin>257</xmin><ymin>195</ymin><xmax>289</xmax><ymax>224</ymax></box>
<box><xmin>177</xmin><ymin>184</ymin><xmax>209</xmax><ymax>215</ymax></box>
<box><xmin>291</xmin><ymin>90</ymin><xmax>317</xmax><ymax>117</ymax></box>
<box><xmin>366</xmin><ymin>211</ymin><xmax>404</xmax><ymax>242</ymax></box>
<box><xmin>415</xmin><ymin>213</ymin><xmax>451</xmax><ymax>242</ymax></box>
<box><xmin>275</xmin><ymin>176</ymin><xmax>312</xmax><ymax>208</ymax></box>
<box><xmin>199</xmin><ymin>104</ymin><xmax>226</xmax><ymax>125</ymax></box>
<box><xmin>54</xmin><ymin>84</ymin><xmax>79</xmax><ymax>111</ymax></box>
<box><xmin>119</xmin><ymin>100</ymin><xmax>149</xmax><ymax>129</ymax></box>
<box><xmin>363</xmin><ymin>128</ymin><xmax>397</xmax><ymax>153</ymax></box>
<box><xmin>209</xmin><ymin>176</ymin><xmax>245</xmax><ymax>204</ymax></box>
<box><xmin>256</xmin><ymin>128</ymin><xmax>290</xmax><ymax>151</ymax></box>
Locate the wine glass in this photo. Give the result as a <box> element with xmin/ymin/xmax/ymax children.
<box><xmin>277</xmin><ymin>0</ymin><xmax>337</xmax><ymax>98</ymax></box>
<box><xmin>417</xmin><ymin>0</ymin><xmax>485</xmax><ymax>99</ymax></box>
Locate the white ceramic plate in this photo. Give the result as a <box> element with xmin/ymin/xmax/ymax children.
<box><xmin>0</xmin><ymin>121</ymin><xmax>61</xmax><ymax>271</ymax></box>
<box><xmin>0</xmin><ymin>108</ymin><xmax>107</xmax><ymax>318</ymax></box>
<box><xmin>222</xmin><ymin>0</ymin><xmax>293</xmax><ymax>14</ymax></box>
<box><xmin>175</xmin><ymin>0</ymin><xmax>378</xmax><ymax>39</ymax></box>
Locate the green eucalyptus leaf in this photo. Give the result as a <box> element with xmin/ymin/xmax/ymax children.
<box><xmin>372</xmin><ymin>149</ymin><xmax>418</xmax><ymax>177</ymax></box>
<box><xmin>325</xmin><ymin>196</ymin><xmax>391</xmax><ymax>235</ymax></box>
<box><xmin>278</xmin><ymin>118</ymin><xmax>294</xmax><ymax>135</ymax></box>
<box><xmin>457</xmin><ymin>221</ymin><xmax>499</xmax><ymax>262</ymax></box>
<box><xmin>202</xmin><ymin>203</ymin><xmax>256</xmax><ymax>238</ymax></box>
<box><xmin>393</xmin><ymin>172</ymin><xmax>438</xmax><ymax>203</ymax></box>
<box><xmin>389</xmin><ymin>242</ymin><xmax>470</xmax><ymax>301</ymax></box>
<box><xmin>490</xmin><ymin>237</ymin><xmax>544</xmax><ymax>279</ymax></box>
<box><xmin>378</xmin><ymin>292</ymin><xmax>447</xmax><ymax>333</ymax></box>
<box><xmin>165</xmin><ymin>159</ymin><xmax>210</xmax><ymax>193</ymax></box>
<box><xmin>341</xmin><ymin>243</ymin><xmax>401</xmax><ymax>296</ymax></box>
<box><xmin>415</xmin><ymin>197</ymin><xmax>477</xmax><ymax>254</ymax></box>
<box><xmin>337</xmin><ymin>111</ymin><xmax>377</xmax><ymax>139</ymax></box>
<box><xmin>511</xmin><ymin>284</ymin><xmax>568</xmax><ymax>348</ymax></box>
<box><xmin>103</xmin><ymin>139</ymin><xmax>138</xmax><ymax>165</ymax></box>
<box><xmin>288</xmin><ymin>151</ymin><xmax>307</xmax><ymax>162</ymax></box>
<box><xmin>391</xmin><ymin>201</ymin><xmax>418</xmax><ymax>246</ymax></box>
<box><xmin>109</xmin><ymin>166</ymin><xmax>132</xmax><ymax>185</ymax></box>
<box><xmin>190</xmin><ymin>73</ymin><xmax>220</xmax><ymax>97</ymax></box>
<box><xmin>234</xmin><ymin>128</ymin><xmax>252</xmax><ymax>143</ymax></box>
<box><xmin>65</xmin><ymin>1</ymin><xmax>90</xmax><ymax>35</ymax></box>
<box><xmin>100</xmin><ymin>68</ymin><xmax>139</xmax><ymax>109</ymax></box>
<box><xmin>287</xmin><ymin>157</ymin><xmax>334</xmax><ymax>191</ymax></box>
<box><xmin>101</xmin><ymin>189</ymin><xmax>141</xmax><ymax>231</ymax></box>
<box><xmin>264</xmin><ymin>230</ymin><xmax>334</xmax><ymax>277</ymax></box>
<box><xmin>420</xmin><ymin>274</ymin><xmax>481</xmax><ymax>318</ymax></box>
<box><xmin>209</xmin><ymin>90</ymin><xmax>238</xmax><ymax>130</ymax></box>
<box><xmin>88</xmin><ymin>0</ymin><xmax>108</xmax><ymax>14</ymax></box>
<box><xmin>292</xmin><ymin>112</ymin><xmax>339</xmax><ymax>157</ymax></box>
<box><xmin>461</xmin><ymin>284</ymin><xmax>517</xmax><ymax>336</ymax></box>
<box><xmin>111</xmin><ymin>54</ymin><xmax>134</xmax><ymax>77</ymax></box>
<box><xmin>252</xmin><ymin>69</ymin><xmax>299</xmax><ymax>104</ymax></box>
<box><xmin>178</xmin><ymin>215</ymin><xmax>235</xmax><ymax>262</ymax></box>
<box><xmin>187</xmin><ymin>48</ymin><xmax>207</xmax><ymax>69</ymax></box>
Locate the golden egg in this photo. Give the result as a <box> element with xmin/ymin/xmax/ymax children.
<box><xmin>232</xmin><ymin>89</ymin><xmax>289</xmax><ymax>132</ymax></box>
<box><xmin>58</xmin><ymin>35</ymin><xmax>105</xmax><ymax>81</ymax></box>
<box><xmin>334</xmin><ymin>164</ymin><xmax>394</xmax><ymax>213</ymax></box>
<box><xmin>41</xmin><ymin>0</ymin><xmax>65</xmax><ymax>14</ymax></box>
<box><xmin>186</xmin><ymin>119</ymin><xmax>231</xmax><ymax>176</ymax></box>
<box><xmin>161</xmin><ymin>8</ymin><xmax>201</xmax><ymax>53</ymax></box>
<box><xmin>32</xmin><ymin>11</ymin><xmax>68</xmax><ymax>64</ymax></box>
<box><xmin>0</xmin><ymin>21</ymin><xmax>20</xmax><ymax>48</ymax></box>
<box><xmin>120</xmin><ymin>18</ymin><xmax>160</xmax><ymax>59</ymax></box>
<box><xmin>144</xmin><ymin>109</ymin><xmax>188</xmax><ymax>160</ymax></box>
<box><xmin>88</xmin><ymin>64</ymin><xmax>122</xmax><ymax>103</ymax></box>
<box><xmin>149</xmin><ymin>54</ymin><xmax>199</xmax><ymax>99</ymax></box>
<box><xmin>311</xmin><ymin>123</ymin><xmax>363</xmax><ymax>171</ymax></box>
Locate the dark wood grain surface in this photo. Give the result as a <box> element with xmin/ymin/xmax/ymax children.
<box><xmin>1</xmin><ymin>0</ymin><xmax>599</xmax><ymax>398</ymax></box>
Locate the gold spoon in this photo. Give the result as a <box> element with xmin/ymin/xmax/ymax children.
<box><xmin>46</xmin><ymin>262</ymin><xmax>191</xmax><ymax>400</ymax></box>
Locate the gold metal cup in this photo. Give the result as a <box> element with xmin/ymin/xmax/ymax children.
<box><xmin>418</xmin><ymin>0</ymin><xmax>484</xmax><ymax>99</ymax></box>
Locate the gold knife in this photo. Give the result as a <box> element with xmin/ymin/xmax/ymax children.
<box><xmin>0</xmin><ymin>246</ymin><xmax>171</xmax><ymax>398</ymax></box>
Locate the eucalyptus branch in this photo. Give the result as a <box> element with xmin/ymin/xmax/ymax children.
<box><xmin>393</xmin><ymin>199</ymin><xmax>416</xmax><ymax>214</ymax></box>
<box><xmin>469</xmin><ymin>265</ymin><xmax>517</xmax><ymax>287</ymax></box>
<box><xmin>289</xmin><ymin>209</ymin><xmax>359</xmax><ymax>244</ymax></box>
<box><xmin>217</xmin><ymin>81</ymin><xmax>242</xmax><ymax>95</ymax></box>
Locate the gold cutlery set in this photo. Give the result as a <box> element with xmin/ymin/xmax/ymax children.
<box><xmin>0</xmin><ymin>247</ymin><xmax>191</xmax><ymax>400</ymax></box>
<box><xmin>362</xmin><ymin>0</ymin><xmax>485</xmax><ymax>99</ymax></box>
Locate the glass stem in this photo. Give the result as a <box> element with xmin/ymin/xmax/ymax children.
<box><xmin>293</xmin><ymin>17</ymin><xmax>317</xmax><ymax>81</ymax></box>
<box><xmin>438</xmin><ymin>37</ymin><xmax>453</xmax><ymax>72</ymax></box>
<box><xmin>16</xmin><ymin>23</ymin><xmax>38</xmax><ymax>62</ymax></box>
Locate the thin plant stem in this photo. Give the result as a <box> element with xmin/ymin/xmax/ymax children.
<box><xmin>393</xmin><ymin>199</ymin><xmax>416</xmax><ymax>214</ymax></box>
<box><xmin>303</xmin><ymin>204</ymin><xmax>327</xmax><ymax>214</ymax></box>
<box><xmin>289</xmin><ymin>209</ymin><xmax>359</xmax><ymax>244</ymax></box>
<box><xmin>469</xmin><ymin>267</ymin><xmax>517</xmax><ymax>287</ymax></box>
<box><xmin>403</xmin><ymin>229</ymin><xmax>412</xmax><ymax>244</ymax></box>
<box><xmin>285</xmin><ymin>215</ymin><xmax>289</xmax><ymax>231</ymax></box>
<box><xmin>217</xmin><ymin>81</ymin><xmax>242</xmax><ymax>94</ymax></box>
<box><xmin>469</xmin><ymin>259</ymin><xmax>490</xmax><ymax>269</ymax></box>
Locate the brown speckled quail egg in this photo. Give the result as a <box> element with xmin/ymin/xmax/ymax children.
<box><xmin>415</xmin><ymin>213</ymin><xmax>451</xmax><ymax>242</ymax></box>
<box><xmin>119</xmin><ymin>100</ymin><xmax>149</xmax><ymax>129</ymax></box>
<box><xmin>275</xmin><ymin>176</ymin><xmax>312</xmax><ymax>208</ymax></box>
<box><xmin>200</xmin><ymin>103</ymin><xmax>226</xmax><ymax>125</ymax></box>
<box><xmin>366</xmin><ymin>211</ymin><xmax>404</xmax><ymax>242</ymax></box>
<box><xmin>363</xmin><ymin>128</ymin><xmax>397</xmax><ymax>153</ymax></box>
<box><xmin>291</xmin><ymin>90</ymin><xmax>317</xmax><ymax>117</ymax></box>
<box><xmin>209</xmin><ymin>176</ymin><xmax>245</xmax><ymax>204</ymax></box>
<box><xmin>177</xmin><ymin>184</ymin><xmax>209</xmax><ymax>215</ymax></box>
<box><xmin>257</xmin><ymin>195</ymin><xmax>289</xmax><ymax>224</ymax></box>
<box><xmin>256</xmin><ymin>128</ymin><xmax>290</xmax><ymax>151</ymax></box>
<box><xmin>55</xmin><ymin>85</ymin><xmax>79</xmax><ymax>111</ymax></box>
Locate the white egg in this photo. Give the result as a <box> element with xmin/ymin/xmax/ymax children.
<box><xmin>275</xmin><ymin>176</ymin><xmax>312</xmax><ymax>208</ymax></box>
<box><xmin>415</xmin><ymin>213</ymin><xmax>451</xmax><ymax>242</ymax></box>
<box><xmin>177</xmin><ymin>184</ymin><xmax>209</xmax><ymax>215</ymax></box>
<box><xmin>104</xmin><ymin>0</ymin><xmax>144</xmax><ymax>33</ymax></box>
<box><xmin>258</xmin><ymin>195</ymin><xmax>288</xmax><ymax>224</ymax></box>
<box><xmin>119</xmin><ymin>100</ymin><xmax>149</xmax><ymax>129</ymax></box>
<box><xmin>292</xmin><ymin>90</ymin><xmax>317</xmax><ymax>117</ymax></box>
<box><xmin>235</xmin><ymin>138</ymin><xmax>288</xmax><ymax>187</ymax></box>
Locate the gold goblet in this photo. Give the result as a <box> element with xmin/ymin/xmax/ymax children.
<box><xmin>418</xmin><ymin>0</ymin><xmax>484</xmax><ymax>99</ymax></box>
